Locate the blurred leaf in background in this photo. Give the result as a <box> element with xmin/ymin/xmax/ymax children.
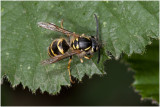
<box><xmin>1</xmin><ymin>58</ymin><xmax>158</xmax><ymax>106</ymax></box>
<box><xmin>124</xmin><ymin>40</ymin><xmax>159</xmax><ymax>103</ymax></box>
<box><xmin>1</xmin><ymin>1</ymin><xmax>159</xmax><ymax>104</ymax></box>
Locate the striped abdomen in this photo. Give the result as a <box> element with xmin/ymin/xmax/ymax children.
<box><xmin>48</xmin><ymin>38</ymin><xmax>70</xmax><ymax>57</ymax></box>
<box><xmin>71</xmin><ymin>36</ymin><xmax>92</xmax><ymax>51</ymax></box>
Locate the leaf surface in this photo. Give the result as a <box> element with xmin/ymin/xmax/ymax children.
<box><xmin>124</xmin><ymin>40</ymin><xmax>159</xmax><ymax>103</ymax></box>
<box><xmin>1</xmin><ymin>1</ymin><xmax>159</xmax><ymax>94</ymax></box>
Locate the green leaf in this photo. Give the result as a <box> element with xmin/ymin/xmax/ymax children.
<box><xmin>1</xmin><ymin>1</ymin><xmax>159</xmax><ymax>94</ymax></box>
<box><xmin>124</xmin><ymin>40</ymin><xmax>159</xmax><ymax>103</ymax></box>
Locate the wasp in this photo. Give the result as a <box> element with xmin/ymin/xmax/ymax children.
<box><xmin>38</xmin><ymin>14</ymin><xmax>101</xmax><ymax>83</ymax></box>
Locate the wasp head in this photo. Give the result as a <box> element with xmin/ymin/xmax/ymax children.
<box><xmin>91</xmin><ymin>36</ymin><xmax>100</xmax><ymax>52</ymax></box>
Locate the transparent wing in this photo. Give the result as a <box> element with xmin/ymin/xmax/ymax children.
<box><xmin>38</xmin><ymin>22</ymin><xmax>79</xmax><ymax>37</ymax></box>
<box><xmin>41</xmin><ymin>50</ymin><xmax>81</xmax><ymax>65</ymax></box>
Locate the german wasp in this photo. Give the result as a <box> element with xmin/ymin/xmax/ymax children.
<box><xmin>38</xmin><ymin>14</ymin><xmax>101</xmax><ymax>83</ymax></box>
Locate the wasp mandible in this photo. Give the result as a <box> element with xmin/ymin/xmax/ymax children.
<box><xmin>38</xmin><ymin>14</ymin><xmax>101</xmax><ymax>83</ymax></box>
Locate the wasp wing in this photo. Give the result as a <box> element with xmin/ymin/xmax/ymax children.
<box><xmin>38</xmin><ymin>22</ymin><xmax>79</xmax><ymax>37</ymax></box>
<box><xmin>41</xmin><ymin>50</ymin><xmax>81</xmax><ymax>65</ymax></box>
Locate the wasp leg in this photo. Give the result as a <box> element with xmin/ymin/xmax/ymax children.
<box><xmin>72</xmin><ymin>32</ymin><xmax>77</xmax><ymax>37</ymax></box>
<box><xmin>60</xmin><ymin>19</ymin><xmax>77</xmax><ymax>38</ymax></box>
<box><xmin>80</xmin><ymin>58</ymin><xmax>83</xmax><ymax>63</ymax></box>
<box><xmin>61</xmin><ymin>19</ymin><xmax>67</xmax><ymax>36</ymax></box>
<box><xmin>68</xmin><ymin>56</ymin><xmax>74</xmax><ymax>83</ymax></box>
<box><xmin>60</xmin><ymin>20</ymin><xmax>78</xmax><ymax>37</ymax></box>
<box><xmin>84</xmin><ymin>55</ymin><xmax>93</xmax><ymax>59</ymax></box>
<box><xmin>61</xmin><ymin>19</ymin><xmax>64</xmax><ymax>28</ymax></box>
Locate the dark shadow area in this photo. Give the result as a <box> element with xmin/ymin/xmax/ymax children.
<box><xmin>1</xmin><ymin>59</ymin><xmax>157</xmax><ymax>106</ymax></box>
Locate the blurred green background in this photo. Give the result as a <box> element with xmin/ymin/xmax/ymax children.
<box><xmin>1</xmin><ymin>59</ymin><xmax>157</xmax><ymax>106</ymax></box>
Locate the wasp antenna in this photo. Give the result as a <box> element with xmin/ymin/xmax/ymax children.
<box><xmin>94</xmin><ymin>14</ymin><xmax>99</xmax><ymax>40</ymax></box>
<box><xmin>97</xmin><ymin>46</ymin><xmax>100</xmax><ymax>63</ymax></box>
<box><xmin>94</xmin><ymin>14</ymin><xmax>100</xmax><ymax>63</ymax></box>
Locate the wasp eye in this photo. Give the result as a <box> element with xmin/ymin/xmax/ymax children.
<box><xmin>92</xmin><ymin>47</ymin><xmax>97</xmax><ymax>52</ymax></box>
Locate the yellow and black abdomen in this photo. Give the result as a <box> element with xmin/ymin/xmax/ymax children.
<box><xmin>48</xmin><ymin>38</ymin><xmax>70</xmax><ymax>57</ymax></box>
